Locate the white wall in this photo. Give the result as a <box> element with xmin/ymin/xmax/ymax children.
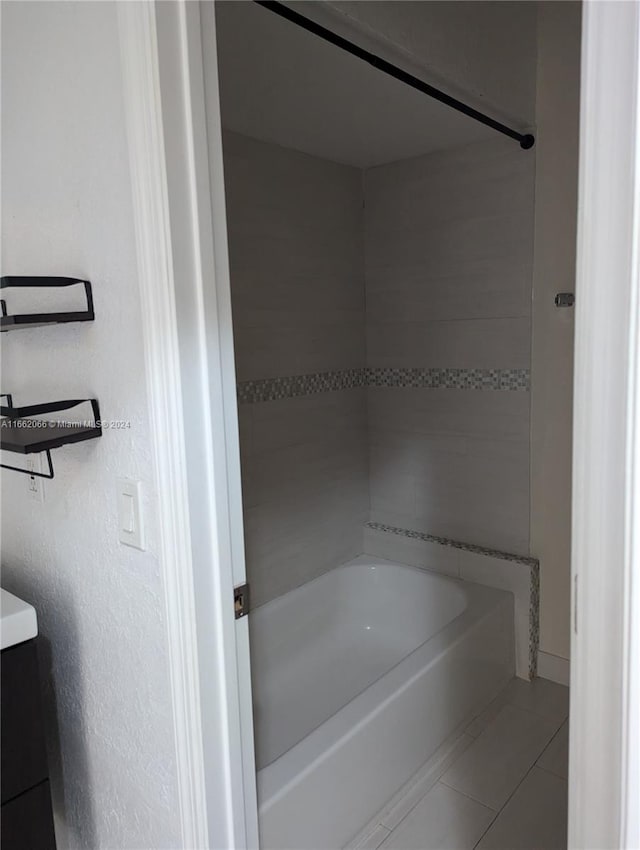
<box><xmin>1</xmin><ymin>3</ymin><xmax>181</xmax><ymax>847</ymax></box>
<box><xmin>530</xmin><ymin>1</ymin><xmax>581</xmax><ymax>664</ymax></box>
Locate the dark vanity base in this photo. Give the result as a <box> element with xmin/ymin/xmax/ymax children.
<box><xmin>1</xmin><ymin>639</ymin><xmax>56</xmax><ymax>849</ymax></box>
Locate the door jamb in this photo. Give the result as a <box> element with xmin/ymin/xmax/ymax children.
<box><xmin>118</xmin><ymin>2</ymin><xmax>259</xmax><ymax>847</ymax></box>
<box><xmin>570</xmin><ymin>2</ymin><xmax>640</xmax><ymax>848</ymax></box>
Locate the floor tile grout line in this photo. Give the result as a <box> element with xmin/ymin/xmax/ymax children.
<box><xmin>540</xmin><ymin>717</ymin><xmax>568</xmax><ymax>747</ymax></box>
<box><xmin>438</xmin><ymin>702</ymin><xmax>566</xmax><ymax>847</ymax></box>
<box><xmin>437</xmin><ymin>777</ymin><xmax>500</xmax><ymax>814</ymax></box>
<box><xmin>534</xmin><ymin>717</ymin><xmax>569</xmax><ymax>773</ymax></box>
<box><xmin>479</xmin><ymin>694</ymin><xmax>569</xmax><ymax>728</ymax></box>
<box><xmin>535</xmin><ymin>762</ymin><xmax>568</xmax><ymax>781</ymax></box>
<box><xmin>376</xmin><ymin>735</ymin><xmax>479</xmax><ymax>840</ymax></box>
<box><xmin>354</xmin><ymin>681</ymin><xmax>569</xmax><ymax>849</ymax></box>
<box><xmin>471</xmin><ymin>758</ymin><xmax>560</xmax><ymax>849</ymax></box>
<box><xmin>352</xmin><ymin>823</ymin><xmax>391</xmax><ymax>850</ymax></box>
<box><xmin>373</xmin><ymin>732</ymin><xmax>478</xmax><ymax>837</ymax></box>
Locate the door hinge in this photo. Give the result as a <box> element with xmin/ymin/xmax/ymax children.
<box><xmin>234</xmin><ymin>583</ymin><xmax>249</xmax><ymax>619</ymax></box>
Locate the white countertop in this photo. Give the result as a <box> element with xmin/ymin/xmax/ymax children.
<box><xmin>1</xmin><ymin>588</ymin><xmax>38</xmax><ymax>650</ymax></box>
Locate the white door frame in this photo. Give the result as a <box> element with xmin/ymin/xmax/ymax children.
<box><xmin>118</xmin><ymin>1</ymin><xmax>258</xmax><ymax>847</ymax></box>
<box><xmin>118</xmin><ymin>0</ymin><xmax>640</xmax><ymax>847</ymax></box>
<box><xmin>570</xmin><ymin>2</ymin><xmax>640</xmax><ymax>849</ymax></box>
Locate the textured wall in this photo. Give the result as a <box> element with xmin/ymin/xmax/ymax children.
<box><xmin>530</xmin><ymin>1</ymin><xmax>581</xmax><ymax>663</ymax></box>
<box><xmin>363</xmin><ymin>138</ymin><xmax>535</xmax><ymax>555</ymax></box>
<box><xmin>0</xmin><ymin>3</ymin><xmax>181</xmax><ymax>847</ymax></box>
<box><xmin>223</xmin><ymin>132</ymin><xmax>369</xmax><ymax>606</ymax></box>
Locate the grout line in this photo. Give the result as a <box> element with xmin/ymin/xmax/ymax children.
<box><xmin>365</xmin><ymin>314</ymin><xmax>532</xmax><ymax>325</ymax></box>
<box><xmin>535</xmin><ymin>763</ymin><xmax>568</xmax><ymax>781</ymax></box>
<box><xmin>437</xmin><ymin>778</ymin><xmax>500</xmax><ymax>814</ymax></box>
<box><xmin>502</xmin><ymin>701</ymin><xmax>568</xmax><ymax>726</ymax></box>
<box><xmin>363</xmin><ymin>731</ymin><xmax>477</xmax><ymax>841</ymax></box>
<box><xmin>469</xmin><ymin>746</ymin><xmax>568</xmax><ymax>849</ymax></box>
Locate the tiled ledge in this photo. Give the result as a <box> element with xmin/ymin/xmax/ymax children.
<box><xmin>364</xmin><ymin>522</ymin><xmax>540</xmax><ymax>680</ymax></box>
<box><xmin>365</xmin><ymin>522</ymin><xmax>538</xmax><ymax>567</ymax></box>
<box><xmin>237</xmin><ymin>366</ymin><xmax>530</xmax><ymax>403</ymax></box>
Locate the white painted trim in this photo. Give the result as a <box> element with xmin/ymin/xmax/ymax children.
<box><xmin>117</xmin><ymin>4</ymin><xmax>208</xmax><ymax>847</ymax></box>
<box><xmin>622</xmin><ymin>8</ymin><xmax>640</xmax><ymax>846</ymax></box>
<box><xmin>197</xmin><ymin>5</ymin><xmax>260</xmax><ymax>846</ymax></box>
<box><xmin>119</xmin><ymin>3</ymin><xmax>260</xmax><ymax>847</ymax></box>
<box><xmin>570</xmin><ymin>3</ymin><xmax>640</xmax><ymax>849</ymax></box>
<box><xmin>536</xmin><ymin>652</ymin><xmax>570</xmax><ymax>688</ymax></box>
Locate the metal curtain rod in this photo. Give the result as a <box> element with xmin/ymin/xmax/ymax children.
<box><xmin>253</xmin><ymin>0</ymin><xmax>535</xmax><ymax>150</ymax></box>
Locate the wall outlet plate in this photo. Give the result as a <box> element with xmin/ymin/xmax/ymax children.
<box><xmin>26</xmin><ymin>456</ymin><xmax>45</xmax><ymax>503</ymax></box>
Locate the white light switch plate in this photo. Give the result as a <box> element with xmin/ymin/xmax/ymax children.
<box><xmin>116</xmin><ymin>478</ymin><xmax>145</xmax><ymax>550</ymax></box>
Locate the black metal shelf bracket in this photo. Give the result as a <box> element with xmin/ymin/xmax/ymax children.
<box><xmin>0</xmin><ymin>449</ymin><xmax>55</xmax><ymax>480</ymax></box>
<box><xmin>0</xmin><ymin>276</ymin><xmax>95</xmax><ymax>331</ymax></box>
<box><xmin>0</xmin><ymin>397</ymin><xmax>102</xmax><ymax>480</ymax></box>
<box><xmin>253</xmin><ymin>0</ymin><xmax>535</xmax><ymax>150</ymax></box>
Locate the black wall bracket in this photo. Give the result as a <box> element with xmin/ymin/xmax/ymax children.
<box><xmin>1</xmin><ymin>277</ymin><xmax>94</xmax><ymax>332</ymax></box>
<box><xmin>0</xmin><ymin>396</ymin><xmax>102</xmax><ymax>480</ymax></box>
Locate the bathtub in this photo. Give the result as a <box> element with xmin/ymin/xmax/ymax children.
<box><xmin>250</xmin><ymin>555</ymin><xmax>515</xmax><ymax>849</ymax></box>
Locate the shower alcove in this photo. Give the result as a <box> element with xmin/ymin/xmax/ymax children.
<box><xmin>214</xmin><ymin>2</ymin><xmax>538</xmax><ymax>846</ymax></box>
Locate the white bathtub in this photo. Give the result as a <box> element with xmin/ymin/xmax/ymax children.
<box><xmin>250</xmin><ymin>555</ymin><xmax>515</xmax><ymax>849</ymax></box>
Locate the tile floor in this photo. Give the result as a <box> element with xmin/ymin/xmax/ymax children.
<box><xmin>348</xmin><ymin>677</ymin><xmax>569</xmax><ymax>850</ymax></box>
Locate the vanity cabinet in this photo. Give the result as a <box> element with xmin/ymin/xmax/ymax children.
<box><xmin>1</xmin><ymin>638</ymin><xmax>56</xmax><ymax>850</ymax></box>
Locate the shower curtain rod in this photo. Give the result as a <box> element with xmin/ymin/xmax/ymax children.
<box><xmin>253</xmin><ymin>0</ymin><xmax>535</xmax><ymax>150</ymax></box>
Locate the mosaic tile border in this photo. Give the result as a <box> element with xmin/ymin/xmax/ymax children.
<box><xmin>237</xmin><ymin>368</ymin><xmax>367</xmax><ymax>404</ymax></box>
<box><xmin>528</xmin><ymin>561</ymin><xmax>540</xmax><ymax>679</ymax></box>
<box><xmin>365</xmin><ymin>521</ymin><xmax>540</xmax><ymax>679</ymax></box>
<box><xmin>237</xmin><ymin>366</ymin><xmax>530</xmax><ymax>403</ymax></box>
<box><xmin>368</xmin><ymin>367</ymin><xmax>530</xmax><ymax>392</ymax></box>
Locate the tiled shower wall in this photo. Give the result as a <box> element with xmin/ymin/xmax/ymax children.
<box><xmin>224</xmin><ymin>131</ymin><xmax>535</xmax><ymax>606</ymax></box>
<box><xmin>223</xmin><ymin>131</ymin><xmax>369</xmax><ymax>606</ymax></box>
<box><xmin>364</xmin><ymin>139</ymin><xmax>535</xmax><ymax>556</ymax></box>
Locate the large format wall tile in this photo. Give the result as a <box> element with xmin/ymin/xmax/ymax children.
<box><xmin>367</xmin><ymin>317</ymin><xmax>531</xmax><ymax>370</ymax></box>
<box><xmin>226</xmin><ymin>131</ymin><xmax>535</xmax><ymax>607</ymax></box>
<box><xmin>223</xmin><ymin>132</ymin><xmax>368</xmax><ymax>605</ymax></box>
<box><xmin>224</xmin><ymin>130</ymin><xmax>366</xmax><ymax>383</ymax></box>
<box><xmin>364</xmin><ymin>138</ymin><xmax>534</xmax><ymax>324</ymax></box>
<box><xmin>364</xmin><ymin>138</ymin><xmax>534</xmax><ymax>554</ymax></box>
<box><xmin>367</xmin><ymin>388</ymin><xmax>530</xmax><ymax>552</ymax></box>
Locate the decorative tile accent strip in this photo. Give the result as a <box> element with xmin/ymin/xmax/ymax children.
<box><xmin>366</xmin><ymin>521</ymin><xmax>540</xmax><ymax>680</ymax></box>
<box><xmin>237</xmin><ymin>368</ymin><xmax>367</xmax><ymax>404</ymax></box>
<box><xmin>368</xmin><ymin>367</ymin><xmax>530</xmax><ymax>392</ymax></box>
<box><xmin>528</xmin><ymin>562</ymin><xmax>540</xmax><ymax>679</ymax></box>
<box><xmin>365</xmin><ymin>521</ymin><xmax>538</xmax><ymax>567</ymax></box>
<box><xmin>237</xmin><ymin>366</ymin><xmax>530</xmax><ymax>403</ymax></box>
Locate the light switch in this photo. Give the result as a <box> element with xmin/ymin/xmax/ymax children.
<box><xmin>117</xmin><ymin>479</ymin><xmax>145</xmax><ymax>550</ymax></box>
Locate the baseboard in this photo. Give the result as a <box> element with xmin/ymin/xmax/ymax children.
<box><xmin>537</xmin><ymin>651</ymin><xmax>570</xmax><ymax>686</ymax></box>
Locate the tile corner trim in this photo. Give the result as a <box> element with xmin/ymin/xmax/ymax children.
<box><xmin>365</xmin><ymin>521</ymin><xmax>540</xmax><ymax>680</ymax></box>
